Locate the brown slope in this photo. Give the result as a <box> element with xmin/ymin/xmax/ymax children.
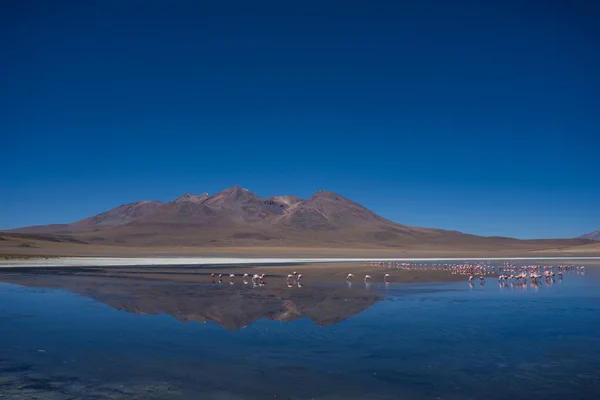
<box><xmin>11</xmin><ymin>200</ymin><xmax>163</xmax><ymax>234</ymax></box>
<box><xmin>71</xmin><ymin>201</ymin><xmax>163</xmax><ymax>230</ymax></box>
<box><xmin>266</xmin><ymin>190</ymin><xmax>455</xmax><ymax>246</ymax></box>
<box><xmin>126</xmin><ymin>200</ymin><xmax>220</xmax><ymax>226</ymax></box>
<box><xmin>276</xmin><ymin>190</ymin><xmax>393</xmax><ymax>230</ymax></box>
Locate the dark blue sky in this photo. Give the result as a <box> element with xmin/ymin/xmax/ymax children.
<box><xmin>1</xmin><ymin>0</ymin><xmax>599</xmax><ymax>238</ymax></box>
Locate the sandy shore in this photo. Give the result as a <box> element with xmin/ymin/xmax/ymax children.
<box><xmin>1</xmin><ymin>256</ymin><xmax>600</xmax><ymax>268</ymax></box>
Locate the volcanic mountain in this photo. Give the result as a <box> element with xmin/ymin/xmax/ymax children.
<box><xmin>6</xmin><ymin>185</ymin><xmax>594</xmax><ymax>250</ymax></box>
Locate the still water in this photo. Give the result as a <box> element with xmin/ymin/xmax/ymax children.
<box><xmin>1</xmin><ymin>267</ymin><xmax>599</xmax><ymax>399</ymax></box>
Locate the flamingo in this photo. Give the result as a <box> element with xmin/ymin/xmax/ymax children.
<box><xmin>364</xmin><ymin>275</ymin><xmax>372</xmax><ymax>282</ymax></box>
<box><xmin>346</xmin><ymin>273</ymin><xmax>354</xmax><ymax>282</ymax></box>
<box><xmin>242</xmin><ymin>273</ymin><xmax>249</xmax><ymax>284</ymax></box>
<box><xmin>384</xmin><ymin>273</ymin><xmax>391</xmax><ymax>282</ymax></box>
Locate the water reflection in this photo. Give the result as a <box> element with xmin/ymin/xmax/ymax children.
<box><xmin>1</xmin><ymin>264</ymin><xmax>600</xmax><ymax>400</ymax></box>
<box><xmin>0</xmin><ymin>273</ymin><xmax>381</xmax><ymax>331</ymax></box>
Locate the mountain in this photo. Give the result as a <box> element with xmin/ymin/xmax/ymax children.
<box><xmin>579</xmin><ymin>230</ymin><xmax>600</xmax><ymax>241</ymax></box>
<box><xmin>95</xmin><ymin>186</ymin><xmax>458</xmax><ymax>246</ymax></box>
<box><xmin>5</xmin><ymin>185</ymin><xmax>595</xmax><ymax>250</ymax></box>
<box><xmin>7</xmin><ymin>186</ymin><xmax>437</xmax><ymax>246</ymax></box>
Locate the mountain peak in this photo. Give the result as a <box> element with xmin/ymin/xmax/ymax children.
<box><xmin>215</xmin><ymin>185</ymin><xmax>256</xmax><ymax>197</ymax></box>
<box><xmin>204</xmin><ymin>185</ymin><xmax>260</xmax><ymax>207</ymax></box>
<box><xmin>224</xmin><ymin>185</ymin><xmax>251</xmax><ymax>193</ymax></box>
<box><xmin>311</xmin><ymin>190</ymin><xmax>346</xmax><ymax>201</ymax></box>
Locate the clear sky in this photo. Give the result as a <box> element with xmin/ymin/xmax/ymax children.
<box><xmin>1</xmin><ymin>0</ymin><xmax>599</xmax><ymax>238</ymax></box>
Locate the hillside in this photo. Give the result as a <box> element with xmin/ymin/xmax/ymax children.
<box><xmin>4</xmin><ymin>186</ymin><xmax>595</xmax><ymax>252</ymax></box>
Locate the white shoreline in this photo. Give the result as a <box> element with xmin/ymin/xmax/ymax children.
<box><xmin>1</xmin><ymin>256</ymin><xmax>599</xmax><ymax>268</ymax></box>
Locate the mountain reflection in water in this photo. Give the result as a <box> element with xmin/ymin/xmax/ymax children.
<box><xmin>2</xmin><ymin>265</ymin><xmax>600</xmax><ymax>400</ymax></box>
<box><xmin>0</xmin><ymin>271</ymin><xmax>381</xmax><ymax>331</ymax></box>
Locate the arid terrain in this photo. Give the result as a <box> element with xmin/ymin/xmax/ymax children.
<box><xmin>2</xmin><ymin>186</ymin><xmax>599</xmax><ymax>258</ymax></box>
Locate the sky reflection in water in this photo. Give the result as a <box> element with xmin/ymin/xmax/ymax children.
<box><xmin>1</xmin><ymin>268</ymin><xmax>599</xmax><ymax>400</ymax></box>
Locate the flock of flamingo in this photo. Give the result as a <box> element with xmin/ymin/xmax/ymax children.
<box><xmin>208</xmin><ymin>262</ymin><xmax>586</xmax><ymax>289</ymax></box>
<box><xmin>210</xmin><ymin>272</ymin><xmax>304</xmax><ymax>287</ymax></box>
<box><xmin>361</xmin><ymin>261</ymin><xmax>586</xmax><ymax>288</ymax></box>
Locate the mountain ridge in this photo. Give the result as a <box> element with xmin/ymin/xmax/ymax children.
<box><xmin>6</xmin><ymin>186</ymin><xmax>594</xmax><ymax>249</ymax></box>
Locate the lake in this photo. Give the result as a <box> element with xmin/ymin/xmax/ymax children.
<box><xmin>1</xmin><ymin>263</ymin><xmax>599</xmax><ymax>399</ymax></box>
